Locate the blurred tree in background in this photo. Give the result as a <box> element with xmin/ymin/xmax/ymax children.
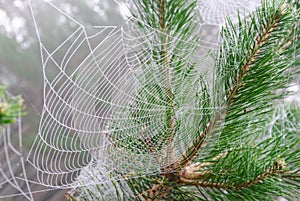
<box><xmin>0</xmin><ymin>86</ymin><xmax>23</xmax><ymax>126</ymax></box>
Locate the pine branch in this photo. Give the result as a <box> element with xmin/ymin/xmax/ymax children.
<box><xmin>144</xmin><ymin>1</ymin><xmax>300</xmax><ymax>199</ymax></box>
<box><xmin>158</xmin><ymin>0</ymin><xmax>177</xmax><ymax>166</ymax></box>
<box><xmin>178</xmin><ymin>157</ymin><xmax>300</xmax><ymax>190</ymax></box>
<box><xmin>117</xmin><ymin>0</ymin><xmax>201</xmax><ymax>165</ymax></box>
<box><xmin>72</xmin><ymin>1</ymin><xmax>300</xmax><ymax>200</ymax></box>
<box><xmin>164</xmin><ymin>1</ymin><xmax>294</xmax><ymax>173</ymax></box>
<box><xmin>226</xmin><ymin>5</ymin><xmax>284</xmax><ymax>106</ymax></box>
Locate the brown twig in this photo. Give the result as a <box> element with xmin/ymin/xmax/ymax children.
<box><xmin>158</xmin><ymin>0</ymin><xmax>177</xmax><ymax>169</ymax></box>
<box><xmin>136</xmin><ymin>178</ymin><xmax>172</xmax><ymax>201</ymax></box>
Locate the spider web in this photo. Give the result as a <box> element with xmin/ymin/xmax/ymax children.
<box><xmin>0</xmin><ymin>0</ymin><xmax>265</xmax><ymax>200</ymax></box>
<box><xmin>116</xmin><ymin>0</ymin><xmax>261</xmax><ymax>25</ymax></box>
<box><xmin>27</xmin><ymin>0</ymin><xmax>223</xmax><ymax>188</ymax></box>
<box><xmin>197</xmin><ymin>0</ymin><xmax>261</xmax><ymax>25</ymax></box>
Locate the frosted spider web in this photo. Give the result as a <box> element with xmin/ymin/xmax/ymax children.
<box><xmin>0</xmin><ymin>0</ymin><xmax>270</xmax><ymax>200</ymax></box>
<box><xmin>116</xmin><ymin>0</ymin><xmax>261</xmax><ymax>25</ymax></box>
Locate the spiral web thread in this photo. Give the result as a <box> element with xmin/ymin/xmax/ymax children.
<box><xmin>0</xmin><ymin>0</ymin><xmax>263</xmax><ymax>200</ymax></box>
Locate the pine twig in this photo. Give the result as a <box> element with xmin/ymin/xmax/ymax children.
<box><xmin>178</xmin><ymin>159</ymin><xmax>300</xmax><ymax>191</ymax></box>
<box><xmin>163</xmin><ymin>4</ymin><xmax>290</xmax><ymax>175</ymax></box>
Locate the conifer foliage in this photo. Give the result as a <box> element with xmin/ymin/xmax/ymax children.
<box><xmin>70</xmin><ymin>0</ymin><xmax>300</xmax><ymax>200</ymax></box>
